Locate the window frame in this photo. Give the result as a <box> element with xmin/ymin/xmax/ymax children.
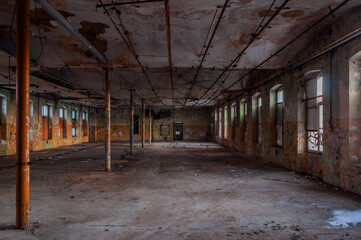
<box><xmin>275</xmin><ymin>87</ymin><xmax>284</xmax><ymax>147</ymax></box>
<box><xmin>305</xmin><ymin>75</ymin><xmax>323</xmax><ymax>153</ymax></box>
<box><xmin>224</xmin><ymin>106</ymin><xmax>228</xmax><ymax>139</ymax></box>
<box><xmin>240</xmin><ymin>99</ymin><xmax>247</xmax><ymax>142</ymax></box>
<box><xmin>257</xmin><ymin>96</ymin><xmax>262</xmax><ymax>143</ymax></box>
<box><xmin>59</xmin><ymin>107</ymin><xmax>67</xmax><ymax>138</ymax></box>
<box><xmin>82</xmin><ymin>111</ymin><xmax>88</xmax><ymax>136</ymax></box>
<box><xmin>42</xmin><ymin>104</ymin><xmax>52</xmax><ymax>140</ymax></box>
<box><xmin>71</xmin><ymin>109</ymin><xmax>78</xmax><ymax>137</ymax></box>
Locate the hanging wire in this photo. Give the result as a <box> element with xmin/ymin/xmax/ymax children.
<box><xmin>34</xmin><ymin>1</ymin><xmax>45</xmax><ymax>62</ymax></box>
<box><xmin>254</xmin><ymin>0</ymin><xmax>276</xmax><ymax>35</ymax></box>
<box><xmin>9</xmin><ymin>2</ymin><xmax>16</xmax><ymax>48</ymax></box>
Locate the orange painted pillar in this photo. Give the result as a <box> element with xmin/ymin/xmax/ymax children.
<box><xmin>141</xmin><ymin>99</ymin><xmax>145</xmax><ymax>148</ymax></box>
<box><xmin>105</xmin><ymin>68</ymin><xmax>111</xmax><ymax>171</ymax></box>
<box><xmin>149</xmin><ymin>105</ymin><xmax>152</xmax><ymax>144</ymax></box>
<box><xmin>129</xmin><ymin>89</ymin><xmax>134</xmax><ymax>155</ymax></box>
<box><xmin>16</xmin><ymin>0</ymin><xmax>31</xmax><ymax>229</ymax></box>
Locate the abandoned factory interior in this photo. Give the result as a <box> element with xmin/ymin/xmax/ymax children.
<box><xmin>1</xmin><ymin>0</ymin><xmax>361</xmax><ymax>239</ymax></box>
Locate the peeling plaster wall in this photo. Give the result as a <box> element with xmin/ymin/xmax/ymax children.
<box><xmin>213</xmin><ymin>9</ymin><xmax>361</xmax><ymax>195</ymax></box>
<box><xmin>95</xmin><ymin>108</ymin><xmax>212</xmax><ymax>142</ymax></box>
<box><xmin>0</xmin><ymin>88</ymin><xmax>95</xmax><ymax>156</ymax></box>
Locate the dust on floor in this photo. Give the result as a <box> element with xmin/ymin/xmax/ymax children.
<box><xmin>0</xmin><ymin>142</ymin><xmax>360</xmax><ymax>239</ymax></box>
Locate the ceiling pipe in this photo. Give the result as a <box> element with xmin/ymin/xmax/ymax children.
<box><xmin>183</xmin><ymin>0</ymin><xmax>230</xmax><ymax>106</ymax></box>
<box><xmin>96</xmin><ymin>0</ymin><xmax>163</xmax><ymax>8</ymax></box>
<box><xmin>98</xmin><ymin>0</ymin><xmax>165</xmax><ymax>106</ymax></box>
<box><xmin>36</xmin><ymin>0</ymin><xmax>144</xmax><ymax>102</ymax></box>
<box><xmin>200</xmin><ymin>0</ymin><xmax>290</xmax><ymax>102</ymax></box>
<box><xmin>164</xmin><ymin>0</ymin><xmax>175</xmax><ymax>107</ymax></box>
<box><xmin>211</xmin><ymin>0</ymin><xmax>351</xmax><ymax>103</ymax></box>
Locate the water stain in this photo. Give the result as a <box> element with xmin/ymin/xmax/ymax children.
<box><xmin>258</xmin><ymin>9</ymin><xmax>277</xmax><ymax>18</ymax></box>
<box><xmin>281</xmin><ymin>10</ymin><xmax>304</xmax><ymax>19</ymax></box>
<box><xmin>30</xmin><ymin>8</ymin><xmax>75</xmax><ymax>32</ymax></box>
<box><xmin>78</xmin><ymin>21</ymin><xmax>110</xmax><ymax>57</ymax></box>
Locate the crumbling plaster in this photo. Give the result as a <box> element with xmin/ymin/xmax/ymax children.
<box><xmin>214</xmin><ymin>8</ymin><xmax>361</xmax><ymax>195</ymax></box>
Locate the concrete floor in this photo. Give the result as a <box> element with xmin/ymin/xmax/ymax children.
<box><xmin>0</xmin><ymin>142</ymin><xmax>360</xmax><ymax>239</ymax></box>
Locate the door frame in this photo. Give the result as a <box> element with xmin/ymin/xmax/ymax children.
<box><xmin>173</xmin><ymin>121</ymin><xmax>183</xmax><ymax>141</ymax></box>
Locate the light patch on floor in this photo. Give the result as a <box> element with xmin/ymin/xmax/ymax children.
<box><xmin>327</xmin><ymin>209</ymin><xmax>361</xmax><ymax>228</ymax></box>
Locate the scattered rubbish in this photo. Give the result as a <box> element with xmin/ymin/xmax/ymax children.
<box><xmin>327</xmin><ymin>209</ymin><xmax>361</xmax><ymax>228</ymax></box>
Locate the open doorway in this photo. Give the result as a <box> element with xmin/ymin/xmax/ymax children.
<box><xmin>174</xmin><ymin>122</ymin><xmax>183</xmax><ymax>141</ymax></box>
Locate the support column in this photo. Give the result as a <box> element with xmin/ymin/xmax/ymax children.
<box><xmin>16</xmin><ymin>0</ymin><xmax>31</xmax><ymax>229</ymax></box>
<box><xmin>105</xmin><ymin>68</ymin><xmax>111</xmax><ymax>171</ymax></box>
<box><xmin>149</xmin><ymin>105</ymin><xmax>152</xmax><ymax>144</ymax></box>
<box><xmin>129</xmin><ymin>89</ymin><xmax>134</xmax><ymax>155</ymax></box>
<box><xmin>141</xmin><ymin>99</ymin><xmax>145</xmax><ymax>148</ymax></box>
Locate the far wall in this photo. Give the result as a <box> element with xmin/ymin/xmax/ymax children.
<box><xmin>95</xmin><ymin>107</ymin><xmax>212</xmax><ymax>142</ymax></box>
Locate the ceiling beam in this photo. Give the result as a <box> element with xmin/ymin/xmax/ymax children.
<box><xmin>36</xmin><ymin>0</ymin><xmax>145</xmax><ymax>103</ymax></box>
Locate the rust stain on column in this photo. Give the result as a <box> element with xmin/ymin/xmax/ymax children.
<box><xmin>16</xmin><ymin>0</ymin><xmax>30</xmax><ymax>229</ymax></box>
<box><xmin>149</xmin><ymin>105</ymin><xmax>152</xmax><ymax>144</ymax></box>
<box><xmin>105</xmin><ymin>68</ymin><xmax>111</xmax><ymax>171</ymax></box>
<box><xmin>130</xmin><ymin>89</ymin><xmax>134</xmax><ymax>155</ymax></box>
<box><xmin>141</xmin><ymin>99</ymin><xmax>145</xmax><ymax>148</ymax></box>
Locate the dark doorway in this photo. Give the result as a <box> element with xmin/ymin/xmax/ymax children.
<box><xmin>174</xmin><ymin>122</ymin><xmax>183</xmax><ymax>141</ymax></box>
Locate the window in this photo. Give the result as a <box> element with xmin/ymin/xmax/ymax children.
<box><xmin>59</xmin><ymin>107</ymin><xmax>67</xmax><ymax>138</ymax></box>
<box><xmin>42</xmin><ymin>104</ymin><xmax>52</xmax><ymax>140</ymax></box>
<box><xmin>218</xmin><ymin>108</ymin><xmax>223</xmax><ymax>138</ymax></box>
<box><xmin>240</xmin><ymin>100</ymin><xmax>247</xmax><ymax>141</ymax></box>
<box><xmin>134</xmin><ymin>115</ymin><xmax>139</xmax><ymax>135</ymax></box>
<box><xmin>72</xmin><ymin>109</ymin><xmax>78</xmax><ymax>137</ymax></box>
<box><xmin>257</xmin><ymin>96</ymin><xmax>262</xmax><ymax>143</ymax></box>
<box><xmin>224</xmin><ymin>106</ymin><xmax>228</xmax><ymax>139</ymax></box>
<box><xmin>276</xmin><ymin>88</ymin><xmax>284</xmax><ymax>146</ymax></box>
<box><xmin>30</xmin><ymin>100</ymin><xmax>33</xmax><ymax>141</ymax></box>
<box><xmin>231</xmin><ymin>103</ymin><xmax>236</xmax><ymax>139</ymax></box>
<box><xmin>305</xmin><ymin>76</ymin><xmax>323</xmax><ymax>152</ymax></box>
<box><xmin>82</xmin><ymin>111</ymin><xmax>88</xmax><ymax>136</ymax></box>
<box><xmin>0</xmin><ymin>95</ymin><xmax>6</xmax><ymax>143</ymax></box>
<box><xmin>214</xmin><ymin>110</ymin><xmax>218</xmax><ymax>136</ymax></box>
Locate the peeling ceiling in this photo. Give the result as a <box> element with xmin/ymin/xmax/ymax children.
<box><xmin>0</xmin><ymin>0</ymin><xmax>359</xmax><ymax>107</ymax></box>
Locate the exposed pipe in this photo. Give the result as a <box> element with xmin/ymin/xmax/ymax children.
<box><xmin>201</xmin><ymin>0</ymin><xmax>290</xmax><ymax>102</ymax></box>
<box><xmin>183</xmin><ymin>0</ymin><xmax>230</xmax><ymax>106</ymax></box>
<box><xmin>164</xmin><ymin>0</ymin><xmax>175</xmax><ymax>106</ymax></box>
<box><xmin>16</xmin><ymin>0</ymin><xmax>30</xmax><ymax>229</ymax></box>
<box><xmin>211</xmin><ymin>0</ymin><xmax>351</xmax><ymax>102</ymax></box>
<box><xmin>105</xmin><ymin>68</ymin><xmax>111</xmax><ymax>171</ymax></box>
<box><xmin>129</xmin><ymin>89</ymin><xmax>134</xmax><ymax>155</ymax></box>
<box><xmin>98</xmin><ymin>0</ymin><xmax>165</xmax><ymax>105</ymax></box>
<box><xmin>96</xmin><ymin>0</ymin><xmax>163</xmax><ymax>8</ymax></box>
<box><xmin>36</xmin><ymin>0</ymin><xmax>144</xmax><ymax>102</ymax></box>
<box><xmin>200</xmin><ymin>9</ymin><xmax>218</xmax><ymax>57</ymax></box>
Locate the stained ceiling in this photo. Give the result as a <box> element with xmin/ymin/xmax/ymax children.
<box><xmin>0</xmin><ymin>0</ymin><xmax>359</xmax><ymax>107</ymax></box>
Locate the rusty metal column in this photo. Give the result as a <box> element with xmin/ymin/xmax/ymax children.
<box><xmin>148</xmin><ymin>105</ymin><xmax>152</xmax><ymax>144</ymax></box>
<box><xmin>16</xmin><ymin>0</ymin><xmax>31</xmax><ymax>229</ymax></box>
<box><xmin>141</xmin><ymin>99</ymin><xmax>145</xmax><ymax>148</ymax></box>
<box><xmin>105</xmin><ymin>68</ymin><xmax>111</xmax><ymax>171</ymax></box>
<box><xmin>129</xmin><ymin>89</ymin><xmax>134</xmax><ymax>155</ymax></box>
